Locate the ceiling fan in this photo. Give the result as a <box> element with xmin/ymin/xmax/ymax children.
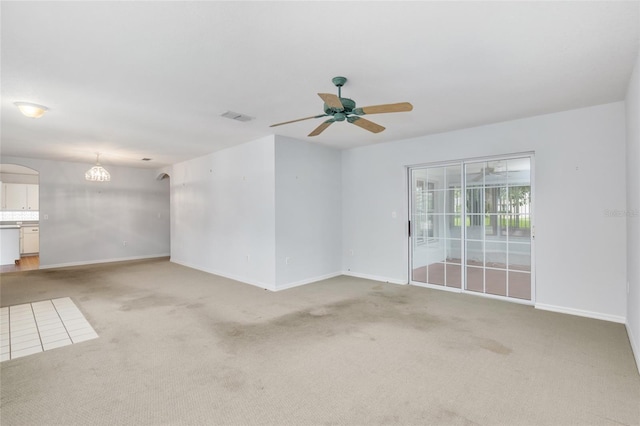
<box><xmin>472</xmin><ymin>166</ymin><xmax>507</xmax><ymax>181</ymax></box>
<box><xmin>270</xmin><ymin>76</ymin><xmax>413</xmax><ymax>137</ymax></box>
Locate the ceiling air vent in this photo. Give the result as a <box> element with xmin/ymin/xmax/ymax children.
<box><xmin>221</xmin><ymin>111</ymin><xmax>254</xmax><ymax>122</ymax></box>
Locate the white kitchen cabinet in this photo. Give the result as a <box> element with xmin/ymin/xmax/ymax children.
<box><xmin>4</xmin><ymin>183</ymin><xmax>27</xmax><ymax>210</ymax></box>
<box><xmin>21</xmin><ymin>226</ymin><xmax>39</xmax><ymax>254</ymax></box>
<box><xmin>2</xmin><ymin>183</ymin><xmax>38</xmax><ymax>210</ymax></box>
<box><xmin>27</xmin><ymin>184</ymin><xmax>39</xmax><ymax>210</ymax></box>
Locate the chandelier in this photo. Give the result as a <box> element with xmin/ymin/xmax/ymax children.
<box><xmin>85</xmin><ymin>153</ymin><xmax>111</xmax><ymax>182</ymax></box>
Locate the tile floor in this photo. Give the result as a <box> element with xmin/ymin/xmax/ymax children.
<box><xmin>1</xmin><ymin>297</ymin><xmax>98</xmax><ymax>362</ymax></box>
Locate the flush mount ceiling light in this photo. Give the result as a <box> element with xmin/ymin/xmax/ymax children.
<box><xmin>85</xmin><ymin>153</ymin><xmax>111</xmax><ymax>182</ymax></box>
<box><xmin>14</xmin><ymin>102</ymin><xmax>49</xmax><ymax>118</ymax></box>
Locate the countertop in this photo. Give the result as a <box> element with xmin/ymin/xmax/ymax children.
<box><xmin>0</xmin><ymin>222</ymin><xmax>39</xmax><ymax>228</ymax></box>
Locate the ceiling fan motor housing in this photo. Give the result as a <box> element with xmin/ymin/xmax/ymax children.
<box><xmin>324</xmin><ymin>97</ymin><xmax>356</xmax><ymax>115</ymax></box>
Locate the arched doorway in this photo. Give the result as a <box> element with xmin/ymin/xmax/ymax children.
<box><xmin>0</xmin><ymin>164</ymin><xmax>40</xmax><ymax>272</ymax></box>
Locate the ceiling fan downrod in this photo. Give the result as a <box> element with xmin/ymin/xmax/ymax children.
<box><xmin>332</xmin><ymin>76</ymin><xmax>347</xmax><ymax>99</ymax></box>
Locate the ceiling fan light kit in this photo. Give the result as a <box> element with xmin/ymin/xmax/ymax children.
<box><xmin>270</xmin><ymin>76</ymin><xmax>413</xmax><ymax>137</ymax></box>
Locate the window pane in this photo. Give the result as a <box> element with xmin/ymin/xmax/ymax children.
<box><xmin>425</xmin><ymin>190</ymin><xmax>436</xmax><ymax>214</ymax></box>
<box><xmin>428</xmin><ymin>214</ymin><xmax>444</xmax><ymax>239</ymax></box>
<box><xmin>427</xmin><ymin>263</ymin><xmax>446</xmax><ymax>285</ymax></box>
<box><xmin>466</xmin><ymin>216</ymin><xmax>484</xmax><ymax>240</ymax></box>
<box><xmin>445</xmin><ymin>215</ymin><xmax>462</xmax><ymax>239</ymax></box>
<box><xmin>508</xmin><ymin>271</ymin><xmax>531</xmax><ymax>299</ymax></box>
<box><xmin>446</xmin><ymin>264</ymin><xmax>461</xmax><ymax>288</ymax></box>
<box><xmin>507</xmin><ymin>158</ymin><xmax>530</xmax><ymax>186</ymax></box>
<box><xmin>446</xmin><ymin>165</ymin><xmax>462</xmax><ymax>189</ymax></box>
<box><xmin>485</xmin><ymin>214</ymin><xmax>508</xmax><ymax>240</ymax></box>
<box><xmin>446</xmin><ymin>239</ymin><xmax>462</xmax><ymax>263</ymax></box>
<box><xmin>485</xmin><ymin>187</ymin><xmax>507</xmax><ymax>214</ymax></box>
<box><xmin>507</xmin><ymin>186</ymin><xmax>530</xmax><ymax>222</ymax></box>
<box><xmin>446</xmin><ymin>189</ymin><xmax>462</xmax><ymax>214</ymax></box>
<box><xmin>466</xmin><ymin>267</ymin><xmax>483</xmax><ymax>292</ymax></box>
<box><xmin>412</xmin><ymin>266</ymin><xmax>427</xmax><ymax>283</ymax></box>
<box><xmin>427</xmin><ymin>168</ymin><xmax>445</xmax><ymax>190</ymax></box>
<box><xmin>426</xmin><ymin>238</ymin><xmax>445</xmax><ymax>265</ymax></box>
<box><xmin>508</xmin><ymin>242</ymin><xmax>531</xmax><ymax>271</ymax></box>
<box><xmin>484</xmin><ymin>160</ymin><xmax>507</xmax><ymax>187</ymax></box>
<box><xmin>466</xmin><ymin>188</ymin><xmax>483</xmax><ymax>214</ymax></box>
<box><xmin>508</xmin><ymin>214</ymin><xmax>530</xmax><ymax>238</ymax></box>
<box><xmin>485</xmin><ymin>242</ymin><xmax>507</xmax><ymax>269</ymax></box>
<box><xmin>465</xmin><ymin>162</ymin><xmax>485</xmax><ymax>187</ymax></box>
<box><xmin>486</xmin><ymin>269</ymin><xmax>507</xmax><ymax>296</ymax></box>
<box><xmin>466</xmin><ymin>240</ymin><xmax>483</xmax><ymax>266</ymax></box>
<box><xmin>484</xmin><ymin>214</ymin><xmax>508</xmax><ymax>241</ymax></box>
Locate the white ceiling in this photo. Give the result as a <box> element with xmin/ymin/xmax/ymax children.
<box><xmin>1</xmin><ymin>1</ymin><xmax>638</xmax><ymax>169</ymax></box>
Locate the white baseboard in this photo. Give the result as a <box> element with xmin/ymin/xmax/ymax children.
<box><xmin>535</xmin><ymin>303</ymin><xmax>626</xmax><ymax>324</ymax></box>
<box><xmin>626</xmin><ymin>321</ymin><xmax>640</xmax><ymax>375</ymax></box>
<box><xmin>410</xmin><ymin>280</ymin><xmax>463</xmax><ymax>293</ymax></box>
<box><xmin>170</xmin><ymin>259</ymin><xmax>276</xmax><ymax>291</ymax></box>
<box><xmin>342</xmin><ymin>271</ymin><xmax>407</xmax><ymax>285</ymax></box>
<box><xmin>40</xmin><ymin>254</ymin><xmax>170</xmax><ymax>270</ymax></box>
<box><xmin>274</xmin><ymin>272</ymin><xmax>343</xmax><ymax>292</ymax></box>
<box><xmin>172</xmin><ymin>260</ymin><xmax>343</xmax><ymax>292</ymax></box>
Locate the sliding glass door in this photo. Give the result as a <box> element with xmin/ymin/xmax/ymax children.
<box><xmin>410</xmin><ymin>156</ymin><xmax>533</xmax><ymax>302</ymax></box>
<box><xmin>410</xmin><ymin>164</ymin><xmax>462</xmax><ymax>288</ymax></box>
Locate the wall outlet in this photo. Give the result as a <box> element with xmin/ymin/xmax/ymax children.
<box><xmin>391</xmin><ymin>211</ymin><xmax>397</xmax><ymax>218</ymax></box>
<box><xmin>123</xmin><ymin>241</ymin><xmax>127</xmax><ymax>247</ymax></box>
<box><xmin>285</xmin><ymin>257</ymin><xmax>290</xmax><ymax>265</ymax></box>
<box><xmin>350</xmin><ymin>249</ymin><xmax>354</xmax><ymax>256</ymax></box>
<box><xmin>246</xmin><ymin>254</ymin><xmax>250</xmax><ymax>262</ymax></box>
<box><xmin>43</xmin><ymin>214</ymin><xmax>49</xmax><ymax>220</ymax></box>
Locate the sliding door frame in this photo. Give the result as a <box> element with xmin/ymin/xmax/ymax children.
<box><xmin>407</xmin><ymin>152</ymin><xmax>536</xmax><ymax>305</ymax></box>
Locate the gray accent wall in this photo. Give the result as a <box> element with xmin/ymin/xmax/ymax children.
<box><xmin>0</xmin><ymin>156</ymin><xmax>170</xmax><ymax>267</ymax></box>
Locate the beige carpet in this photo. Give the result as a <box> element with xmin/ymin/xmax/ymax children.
<box><xmin>1</xmin><ymin>258</ymin><xmax>638</xmax><ymax>425</ymax></box>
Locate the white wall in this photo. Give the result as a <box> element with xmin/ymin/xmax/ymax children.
<box><xmin>169</xmin><ymin>135</ymin><xmax>343</xmax><ymax>291</ymax></box>
<box><xmin>0</xmin><ymin>156</ymin><xmax>170</xmax><ymax>267</ymax></box>
<box><xmin>274</xmin><ymin>136</ymin><xmax>342</xmax><ymax>289</ymax></box>
<box><xmin>342</xmin><ymin>102</ymin><xmax>627</xmax><ymax>321</ymax></box>
<box><xmin>626</xmin><ymin>51</ymin><xmax>640</xmax><ymax>373</ymax></box>
<box><xmin>170</xmin><ymin>136</ymin><xmax>277</xmax><ymax>288</ymax></box>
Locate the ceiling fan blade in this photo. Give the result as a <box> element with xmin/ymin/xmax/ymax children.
<box><xmin>347</xmin><ymin>116</ymin><xmax>385</xmax><ymax>133</ymax></box>
<box><xmin>308</xmin><ymin>119</ymin><xmax>335</xmax><ymax>137</ymax></box>
<box><xmin>318</xmin><ymin>93</ymin><xmax>344</xmax><ymax>110</ymax></box>
<box><xmin>270</xmin><ymin>114</ymin><xmax>327</xmax><ymax>128</ymax></box>
<box><xmin>353</xmin><ymin>102</ymin><xmax>413</xmax><ymax>115</ymax></box>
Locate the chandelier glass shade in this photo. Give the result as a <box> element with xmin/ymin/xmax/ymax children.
<box><xmin>85</xmin><ymin>154</ymin><xmax>111</xmax><ymax>182</ymax></box>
